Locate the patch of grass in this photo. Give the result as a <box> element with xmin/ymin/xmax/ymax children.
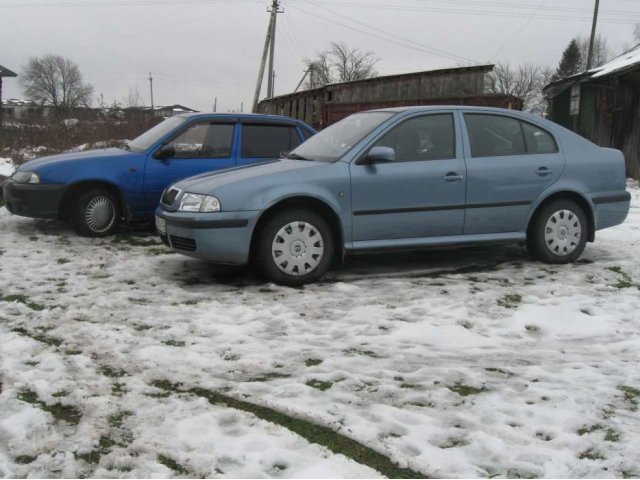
<box><xmin>2</xmin><ymin>294</ymin><xmax>45</xmax><ymax>311</ymax></box>
<box><xmin>577</xmin><ymin>424</ymin><xmax>604</xmax><ymax>436</ymax></box>
<box><xmin>497</xmin><ymin>293</ymin><xmax>522</xmax><ymax>309</ymax></box>
<box><xmin>580</xmin><ymin>308</ymin><xmax>593</xmax><ymax>316</ymax></box>
<box><xmin>535</xmin><ymin>432</ymin><xmax>553</xmax><ymax>441</ymax></box>
<box><xmin>28</xmin><ymin>235</ymin><xmax>38</xmax><ymax>241</ymax></box>
<box><xmin>18</xmin><ymin>389</ymin><xmax>82</xmax><ymax>425</ymax></box>
<box><xmin>448</xmin><ymin>382</ymin><xmax>489</xmax><ymax>396</ymax></box>
<box><xmin>525</xmin><ymin>325</ymin><xmax>541</xmax><ymax>334</ymax></box>
<box><xmin>65</xmin><ymin>349</ymin><xmax>82</xmax><ymax>355</ymax></box>
<box><xmin>112</xmin><ymin>383</ymin><xmax>126</xmax><ymax>396</ymax></box>
<box><xmin>13</xmin><ymin>455</ymin><xmax>37</xmax><ymax>464</ymax></box>
<box><xmin>75</xmin><ymin>450</ymin><xmax>102</xmax><ymax>464</ymax></box>
<box><xmin>400</xmin><ymin>383</ymin><xmax>420</xmax><ymax>389</ymax></box>
<box><xmin>604</xmin><ymin>428</ymin><xmax>621</xmax><ymax>442</ymax></box>
<box><xmin>52</xmin><ymin>390</ymin><xmax>68</xmax><ymax>398</ymax></box>
<box><xmin>343</xmin><ymin>348</ymin><xmax>381</xmax><ymax>358</ymax></box>
<box><xmin>306</xmin><ymin>379</ymin><xmax>333</xmax><ymax>391</ymax></box>
<box><xmin>133</xmin><ymin>324</ymin><xmax>151</xmax><ymax>331</ymax></box>
<box><xmin>578</xmin><ymin>448</ymin><xmax>605</xmax><ymax>461</ymax></box>
<box><xmin>108</xmin><ymin>410</ymin><xmax>133</xmax><ymax>428</ymax></box>
<box><xmin>618</xmin><ymin>385</ymin><xmax>640</xmax><ymax>411</ymax></box>
<box><xmin>485</xmin><ymin>367</ymin><xmax>514</xmax><ymax>377</ymax></box>
<box><xmin>157</xmin><ymin>454</ymin><xmax>191</xmax><ymax>475</ymax></box>
<box><xmin>162</xmin><ymin>339</ymin><xmax>185</xmax><ymax>347</ymax></box>
<box><xmin>305</xmin><ymin>358</ymin><xmax>323</xmax><ymax>367</ymax></box>
<box><xmin>12</xmin><ymin>327</ymin><xmax>62</xmax><ymax>347</ymax></box>
<box><xmin>56</xmin><ymin>258</ymin><xmax>70</xmax><ymax>264</ymax></box>
<box><xmin>608</xmin><ymin>266</ymin><xmax>637</xmax><ymax>289</ymax></box>
<box><xmin>152</xmin><ymin>379</ymin><xmax>426</xmax><ymax>478</ymax></box>
<box><xmin>99</xmin><ymin>365</ymin><xmax>126</xmax><ymax>378</ymax></box>
<box><xmin>407</xmin><ymin>401</ymin><xmax>435</xmax><ymax>408</ymax></box>
<box><xmin>248</xmin><ymin>372</ymin><xmax>290</xmax><ymax>382</ymax></box>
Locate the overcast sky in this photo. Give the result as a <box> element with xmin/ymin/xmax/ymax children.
<box><xmin>1</xmin><ymin>0</ymin><xmax>639</xmax><ymax>112</ymax></box>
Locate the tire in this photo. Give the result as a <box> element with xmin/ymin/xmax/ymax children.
<box><xmin>256</xmin><ymin>209</ymin><xmax>334</xmax><ymax>286</ymax></box>
<box><xmin>528</xmin><ymin>199</ymin><xmax>588</xmax><ymax>264</ymax></box>
<box><xmin>71</xmin><ymin>188</ymin><xmax>120</xmax><ymax>237</ymax></box>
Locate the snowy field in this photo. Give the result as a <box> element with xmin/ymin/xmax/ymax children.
<box><xmin>0</xmin><ymin>180</ymin><xmax>639</xmax><ymax>478</ymax></box>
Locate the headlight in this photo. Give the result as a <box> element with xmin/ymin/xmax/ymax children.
<box><xmin>12</xmin><ymin>171</ymin><xmax>40</xmax><ymax>184</ymax></box>
<box><xmin>178</xmin><ymin>193</ymin><xmax>221</xmax><ymax>212</ymax></box>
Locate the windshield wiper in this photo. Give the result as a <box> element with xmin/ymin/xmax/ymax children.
<box><xmin>284</xmin><ymin>152</ymin><xmax>313</xmax><ymax>161</ymax></box>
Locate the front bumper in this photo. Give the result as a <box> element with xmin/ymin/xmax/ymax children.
<box><xmin>155</xmin><ymin>208</ymin><xmax>260</xmax><ymax>265</ymax></box>
<box><xmin>2</xmin><ymin>179</ymin><xmax>66</xmax><ymax>219</ymax></box>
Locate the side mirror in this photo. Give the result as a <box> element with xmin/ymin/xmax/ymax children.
<box><xmin>155</xmin><ymin>145</ymin><xmax>175</xmax><ymax>160</ymax></box>
<box><xmin>358</xmin><ymin>146</ymin><xmax>395</xmax><ymax>165</ymax></box>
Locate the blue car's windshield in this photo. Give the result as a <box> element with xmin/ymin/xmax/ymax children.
<box><xmin>128</xmin><ymin>116</ymin><xmax>187</xmax><ymax>152</ymax></box>
<box><xmin>288</xmin><ymin>111</ymin><xmax>394</xmax><ymax>162</ymax></box>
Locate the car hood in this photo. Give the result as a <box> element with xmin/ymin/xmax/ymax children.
<box><xmin>176</xmin><ymin>159</ymin><xmax>327</xmax><ymax>193</ymax></box>
<box><xmin>18</xmin><ymin>147</ymin><xmax>133</xmax><ymax>171</ymax></box>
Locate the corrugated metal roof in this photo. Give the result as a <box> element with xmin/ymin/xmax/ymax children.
<box><xmin>0</xmin><ymin>65</ymin><xmax>18</xmax><ymax>77</ymax></box>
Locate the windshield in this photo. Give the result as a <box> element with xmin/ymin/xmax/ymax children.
<box><xmin>289</xmin><ymin>111</ymin><xmax>395</xmax><ymax>162</ymax></box>
<box><xmin>128</xmin><ymin>116</ymin><xmax>187</xmax><ymax>152</ymax></box>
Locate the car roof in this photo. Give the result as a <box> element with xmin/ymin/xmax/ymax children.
<box><xmin>372</xmin><ymin>105</ymin><xmax>524</xmax><ymax>114</ymax></box>
<box><xmin>174</xmin><ymin>112</ymin><xmax>309</xmax><ymax>124</ymax></box>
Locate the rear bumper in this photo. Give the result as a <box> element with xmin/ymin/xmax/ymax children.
<box><xmin>2</xmin><ymin>179</ymin><xmax>66</xmax><ymax>219</ymax></box>
<box><xmin>589</xmin><ymin>191</ymin><xmax>631</xmax><ymax>231</ymax></box>
<box><xmin>155</xmin><ymin>208</ymin><xmax>260</xmax><ymax>265</ymax></box>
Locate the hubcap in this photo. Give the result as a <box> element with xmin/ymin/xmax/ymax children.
<box><xmin>85</xmin><ymin>195</ymin><xmax>116</xmax><ymax>233</ymax></box>
<box><xmin>272</xmin><ymin>221</ymin><xmax>324</xmax><ymax>276</ymax></box>
<box><xmin>544</xmin><ymin>209</ymin><xmax>581</xmax><ymax>256</ymax></box>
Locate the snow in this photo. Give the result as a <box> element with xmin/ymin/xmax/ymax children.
<box><xmin>591</xmin><ymin>44</ymin><xmax>640</xmax><ymax>78</ymax></box>
<box><xmin>0</xmin><ymin>181</ymin><xmax>639</xmax><ymax>477</ymax></box>
<box><xmin>0</xmin><ymin>158</ymin><xmax>14</xmax><ymax>177</ymax></box>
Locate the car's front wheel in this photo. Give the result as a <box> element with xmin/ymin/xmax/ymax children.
<box><xmin>71</xmin><ymin>188</ymin><xmax>120</xmax><ymax>237</ymax></box>
<box><xmin>528</xmin><ymin>199</ymin><xmax>587</xmax><ymax>264</ymax></box>
<box><xmin>257</xmin><ymin>209</ymin><xmax>334</xmax><ymax>286</ymax></box>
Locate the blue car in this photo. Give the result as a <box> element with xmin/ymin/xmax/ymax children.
<box><xmin>155</xmin><ymin>106</ymin><xmax>631</xmax><ymax>286</ymax></box>
<box><xmin>3</xmin><ymin>113</ymin><xmax>315</xmax><ymax>236</ymax></box>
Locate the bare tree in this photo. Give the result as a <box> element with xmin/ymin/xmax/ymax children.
<box><xmin>486</xmin><ymin>63</ymin><xmax>551</xmax><ymax>114</ymax></box>
<box><xmin>125</xmin><ymin>86</ymin><xmax>144</xmax><ymax>108</ymax></box>
<box><xmin>305</xmin><ymin>41</ymin><xmax>378</xmax><ymax>88</ymax></box>
<box><xmin>19</xmin><ymin>54</ymin><xmax>93</xmax><ymax>110</ymax></box>
<box><xmin>577</xmin><ymin>34</ymin><xmax>612</xmax><ymax>70</ymax></box>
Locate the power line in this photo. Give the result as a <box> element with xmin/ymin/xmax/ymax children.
<box><xmin>289</xmin><ymin>2</ymin><xmax>475</xmax><ymax>64</ymax></box>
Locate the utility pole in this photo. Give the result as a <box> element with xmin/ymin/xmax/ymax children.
<box><xmin>252</xmin><ymin>0</ymin><xmax>282</xmax><ymax>112</ymax></box>
<box><xmin>213</xmin><ymin>97</ymin><xmax>217</xmax><ymax>112</ymax></box>
<box><xmin>586</xmin><ymin>0</ymin><xmax>600</xmax><ymax>70</ymax></box>
<box><xmin>148</xmin><ymin>72</ymin><xmax>154</xmax><ymax>109</ymax></box>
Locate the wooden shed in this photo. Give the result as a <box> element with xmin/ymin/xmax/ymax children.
<box><xmin>257</xmin><ymin>65</ymin><xmax>520</xmax><ymax>130</ymax></box>
<box><xmin>544</xmin><ymin>45</ymin><xmax>640</xmax><ymax>179</ymax></box>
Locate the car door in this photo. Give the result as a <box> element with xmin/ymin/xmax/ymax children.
<box><xmin>143</xmin><ymin>120</ymin><xmax>237</xmax><ymax>211</ymax></box>
<box><xmin>350</xmin><ymin>112</ymin><xmax>466</xmax><ymax>243</ymax></box>
<box><xmin>461</xmin><ymin>112</ymin><xmax>564</xmax><ymax>234</ymax></box>
<box><xmin>236</xmin><ymin>122</ymin><xmax>305</xmax><ymax>167</ymax></box>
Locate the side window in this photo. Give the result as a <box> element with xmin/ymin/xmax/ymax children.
<box><xmin>372</xmin><ymin>114</ymin><xmax>455</xmax><ymax>162</ymax></box>
<box><xmin>168</xmin><ymin>123</ymin><xmax>234</xmax><ymax>158</ymax></box>
<box><xmin>242</xmin><ymin>124</ymin><xmax>302</xmax><ymax>158</ymax></box>
<box><xmin>464</xmin><ymin>114</ymin><xmax>526</xmax><ymax>157</ymax></box>
<box><xmin>522</xmin><ymin>122</ymin><xmax>558</xmax><ymax>154</ymax></box>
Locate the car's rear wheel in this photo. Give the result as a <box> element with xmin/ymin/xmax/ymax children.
<box><xmin>528</xmin><ymin>199</ymin><xmax>587</xmax><ymax>264</ymax></box>
<box><xmin>72</xmin><ymin>188</ymin><xmax>120</xmax><ymax>237</ymax></box>
<box><xmin>257</xmin><ymin>209</ymin><xmax>334</xmax><ymax>286</ymax></box>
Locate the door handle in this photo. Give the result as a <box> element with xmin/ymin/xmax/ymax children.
<box><xmin>444</xmin><ymin>172</ymin><xmax>464</xmax><ymax>182</ymax></box>
<box><xmin>536</xmin><ymin>167</ymin><xmax>553</xmax><ymax>176</ymax></box>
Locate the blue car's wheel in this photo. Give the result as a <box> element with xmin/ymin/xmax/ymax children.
<box><xmin>528</xmin><ymin>199</ymin><xmax>587</xmax><ymax>264</ymax></box>
<box><xmin>72</xmin><ymin>188</ymin><xmax>120</xmax><ymax>237</ymax></box>
<box><xmin>257</xmin><ymin>208</ymin><xmax>334</xmax><ymax>286</ymax></box>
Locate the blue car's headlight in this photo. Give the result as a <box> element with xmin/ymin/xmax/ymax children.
<box><xmin>12</xmin><ymin>171</ymin><xmax>40</xmax><ymax>184</ymax></box>
<box><xmin>178</xmin><ymin>193</ymin><xmax>221</xmax><ymax>212</ymax></box>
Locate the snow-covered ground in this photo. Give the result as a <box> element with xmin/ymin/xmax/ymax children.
<box><xmin>0</xmin><ymin>182</ymin><xmax>639</xmax><ymax>478</ymax></box>
<box><xmin>0</xmin><ymin>158</ymin><xmax>14</xmax><ymax>177</ymax></box>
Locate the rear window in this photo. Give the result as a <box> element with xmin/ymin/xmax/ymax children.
<box><xmin>242</xmin><ymin>124</ymin><xmax>302</xmax><ymax>158</ymax></box>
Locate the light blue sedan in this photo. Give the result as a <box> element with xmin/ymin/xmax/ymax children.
<box><xmin>155</xmin><ymin>106</ymin><xmax>631</xmax><ymax>286</ymax></box>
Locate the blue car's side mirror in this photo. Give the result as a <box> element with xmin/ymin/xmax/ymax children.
<box><xmin>155</xmin><ymin>145</ymin><xmax>176</xmax><ymax>160</ymax></box>
<box><xmin>358</xmin><ymin>146</ymin><xmax>395</xmax><ymax>165</ymax></box>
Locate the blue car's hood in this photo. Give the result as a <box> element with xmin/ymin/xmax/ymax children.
<box><xmin>19</xmin><ymin>147</ymin><xmax>133</xmax><ymax>171</ymax></box>
<box><xmin>176</xmin><ymin>158</ymin><xmax>327</xmax><ymax>193</ymax></box>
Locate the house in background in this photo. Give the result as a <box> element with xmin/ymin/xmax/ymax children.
<box><xmin>152</xmin><ymin>105</ymin><xmax>197</xmax><ymax>117</ymax></box>
<box><xmin>1</xmin><ymin>99</ymin><xmax>53</xmax><ymax>120</ymax></box>
<box><xmin>257</xmin><ymin>65</ymin><xmax>520</xmax><ymax>130</ymax></box>
<box><xmin>544</xmin><ymin>44</ymin><xmax>640</xmax><ymax>179</ymax></box>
